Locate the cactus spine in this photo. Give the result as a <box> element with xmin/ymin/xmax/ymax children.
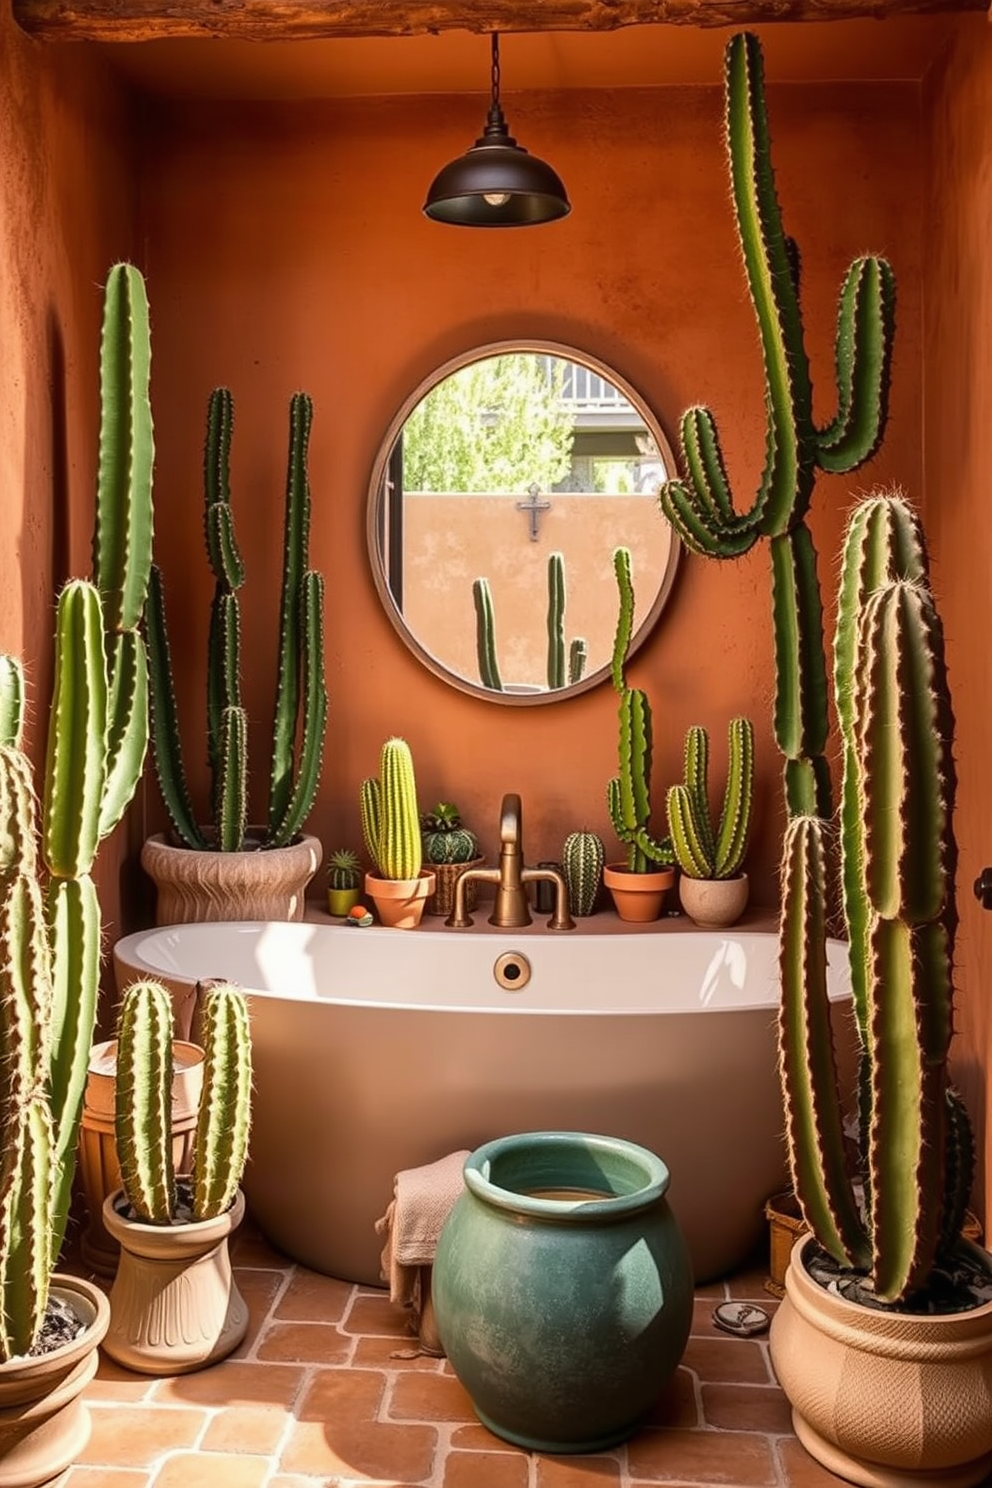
<box><xmin>361</xmin><ymin>738</ymin><xmax>423</xmax><ymax>880</ymax></box>
<box><xmin>658</xmin><ymin>32</ymin><xmax>894</xmax><ymax>820</ymax></box>
<box><xmin>606</xmin><ymin>548</ymin><xmax>672</xmax><ymax>874</ymax></box>
<box><xmin>146</xmin><ymin>389</ymin><xmax>327</xmax><ymax>851</ymax></box>
<box><xmin>667</xmin><ymin>719</ymin><xmax>754</xmax><ymax>880</ymax></box>
<box><xmin>562</xmin><ymin>831</ymin><xmax>605</xmax><ymax>917</ymax></box>
<box><xmin>0</xmin><ymin>263</ymin><xmax>154</xmax><ymax>1359</ymax></box>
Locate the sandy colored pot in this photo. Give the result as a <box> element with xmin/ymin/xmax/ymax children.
<box><xmin>141</xmin><ymin>831</ymin><xmax>321</xmax><ymax>925</ymax></box>
<box><xmin>365</xmin><ymin>870</ymin><xmax>436</xmax><ymax>929</ymax></box>
<box><xmin>770</xmin><ymin>1234</ymin><xmax>992</xmax><ymax>1487</ymax></box>
<box><xmin>678</xmin><ymin>873</ymin><xmax>749</xmax><ymax>928</ymax></box>
<box><xmin>602</xmin><ymin>864</ymin><xmax>675</xmax><ymax>923</ymax></box>
<box><xmin>102</xmin><ymin>1188</ymin><xmax>248</xmax><ymax>1376</ymax></box>
<box><xmin>0</xmin><ymin>1276</ymin><xmax>110</xmax><ymax>1488</ymax></box>
<box><xmin>78</xmin><ymin>1039</ymin><xmax>205</xmax><ymax>1277</ymax></box>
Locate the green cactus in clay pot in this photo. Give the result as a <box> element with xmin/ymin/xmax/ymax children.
<box><xmin>325</xmin><ymin>848</ymin><xmax>363</xmax><ymax>916</ymax></box>
<box><xmin>360</xmin><ymin>739</ymin><xmax>434</xmax><ymax>927</ymax></box>
<box><xmin>420</xmin><ymin>803</ymin><xmax>481</xmax><ymax>865</ymax></box>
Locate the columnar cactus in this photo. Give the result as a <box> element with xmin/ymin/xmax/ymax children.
<box><xmin>562</xmin><ymin>830</ymin><xmax>605</xmax><ymax>917</ymax></box>
<box><xmin>666</xmin><ymin>719</ymin><xmax>754</xmax><ymax>880</ymax></box>
<box><xmin>606</xmin><ymin>547</ymin><xmax>673</xmax><ymax>874</ymax></box>
<box><xmin>546</xmin><ymin>551</ymin><xmax>567</xmax><ymax>689</ymax></box>
<box><xmin>473</xmin><ymin>577</ymin><xmax>503</xmax><ymax>691</ymax></box>
<box><xmin>146</xmin><ymin>388</ymin><xmax>327</xmax><ymax>851</ymax></box>
<box><xmin>779</xmin><ymin>491</ymin><xmax>969</xmax><ymax>1303</ymax></box>
<box><xmin>658</xmin><ymin>32</ymin><xmax>894</xmax><ymax>820</ymax></box>
<box><xmin>0</xmin><ymin>262</ymin><xmax>155</xmax><ymax>1360</ymax></box>
<box><xmin>360</xmin><ymin>738</ymin><xmax>423</xmax><ymax>880</ymax></box>
<box><xmin>192</xmin><ymin>983</ymin><xmax>253</xmax><ymax>1221</ymax></box>
<box><xmin>473</xmin><ymin>558</ymin><xmax>586</xmax><ymax>694</ymax></box>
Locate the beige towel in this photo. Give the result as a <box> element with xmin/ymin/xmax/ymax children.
<box><xmin>375</xmin><ymin>1149</ymin><xmax>469</xmax><ymax>1353</ymax></box>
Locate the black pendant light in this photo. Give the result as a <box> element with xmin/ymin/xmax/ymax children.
<box><xmin>424</xmin><ymin>33</ymin><xmax>571</xmax><ymax>228</ymax></box>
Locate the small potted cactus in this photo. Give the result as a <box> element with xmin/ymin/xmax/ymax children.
<box><xmin>666</xmin><ymin>718</ymin><xmax>754</xmax><ymax>927</ymax></box>
<box><xmin>360</xmin><ymin>738</ymin><xmax>435</xmax><ymax>928</ymax></box>
<box><xmin>102</xmin><ymin>978</ymin><xmax>253</xmax><ymax>1376</ymax></box>
<box><xmin>562</xmin><ymin>830</ymin><xmax>605</xmax><ymax>917</ymax></box>
<box><xmin>326</xmin><ymin>848</ymin><xmax>363</xmax><ymax>917</ymax></box>
<box><xmin>420</xmin><ymin>801</ymin><xmax>484</xmax><ymax>916</ymax></box>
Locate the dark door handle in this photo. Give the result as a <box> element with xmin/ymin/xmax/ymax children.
<box><xmin>974</xmin><ymin>868</ymin><xmax>992</xmax><ymax>909</ymax></box>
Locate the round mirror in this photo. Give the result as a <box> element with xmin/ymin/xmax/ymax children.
<box><xmin>366</xmin><ymin>341</ymin><xmax>681</xmax><ymax>704</ymax></box>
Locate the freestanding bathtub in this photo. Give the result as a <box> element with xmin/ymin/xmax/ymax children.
<box><xmin>113</xmin><ymin>919</ymin><xmax>855</xmax><ymax>1285</ymax></box>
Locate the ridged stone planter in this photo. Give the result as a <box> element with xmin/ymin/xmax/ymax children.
<box><xmin>0</xmin><ymin>1277</ymin><xmax>110</xmax><ymax>1488</ymax></box>
<box><xmin>432</xmin><ymin>1131</ymin><xmax>694</xmax><ymax>1453</ymax></box>
<box><xmin>141</xmin><ymin>832</ymin><xmax>321</xmax><ymax>924</ymax></box>
<box><xmin>770</xmin><ymin>1235</ymin><xmax>992</xmax><ymax>1487</ymax></box>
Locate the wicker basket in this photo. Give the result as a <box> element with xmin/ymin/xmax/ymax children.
<box><xmin>424</xmin><ymin>857</ymin><xmax>485</xmax><ymax>917</ymax></box>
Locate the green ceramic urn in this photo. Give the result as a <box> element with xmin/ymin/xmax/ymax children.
<box><xmin>431</xmin><ymin>1130</ymin><xmax>694</xmax><ymax>1453</ymax></box>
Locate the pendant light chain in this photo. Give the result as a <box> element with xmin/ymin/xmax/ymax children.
<box><xmin>490</xmin><ymin>33</ymin><xmax>501</xmax><ymax>112</ymax></box>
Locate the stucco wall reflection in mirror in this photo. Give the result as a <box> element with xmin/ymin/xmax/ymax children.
<box><xmin>367</xmin><ymin>342</ymin><xmax>681</xmax><ymax>704</ymax></box>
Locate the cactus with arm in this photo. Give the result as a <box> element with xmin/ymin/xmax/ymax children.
<box><xmin>667</xmin><ymin>718</ymin><xmax>754</xmax><ymax>880</ymax></box>
<box><xmin>360</xmin><ymin>737</ymin><xmax>423</xmax><ymax>880</ymax></box>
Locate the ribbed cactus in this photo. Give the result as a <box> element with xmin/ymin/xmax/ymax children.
<box><xmin>473</xmin><ymin>577</ymin><xmax>503</xmax><ymax>691</ymax></box>
<box><xmin>360</xmin><ymin>738</ymin><xmax>423</xmax><ymax>880</ymax></box>
<box><xmin>666</xmin><ymin>719</ymin><xmax>754</xmax><ymax>880</ymax></box>
<box><xmin>0</xmin><ymin>263</ymin><xmax>155</xmax><ymax>1360</ymax></box>
<box><xmin>473</xmin><ymin>558</ymin><xmax>586</xmax><ymax>694</ymax></box>
<box><xmin>113</xmin><ymin>979</ymin><xmax>252</xmax><ymax>1225</ymax></box>
<box><xmin>326</xmin><ymin>848</ymin><xmax>362</xmax><ymax>891</ymax></box>
<box><xmin>779</xmin><ymin>491</ymin><xmax>969</xmax><ymax>1303</ymax></box>
<box><xmin>569</xmin><ymin>637</ymin><xmax>587</xmax><ymax>686</ymax></box>
<box><xmin>146</xmin><ymin>388</ymin><xmax>327</xmax><ymax>851</ymax></box>
<box><xmin>562</xmin><ymin>831</ymin><xmax>605</xmax><ymax>917</ymax></box>
<box><xmin>606</xmin><ymin>547</ymin><xmax>673</xmax><ymax>874</ymax></box>
<box><xmin>546</xmin><ymin>552</ymin><xmax>566</xmax><ymax>689</ymax></box>
<box><xmin>658</xmin><ymin>32</ymin><xmax>894</xmax><ymax>821</ymax></box>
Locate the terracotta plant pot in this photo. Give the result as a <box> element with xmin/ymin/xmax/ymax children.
<box><xmin>141</xmin><ymin>831</ymin><xmax>322</xmax><ymax>924</ymax></box>
<box><xmin>0</xmin><ymin>1276</ymin><xmax>110</xmax><ymax>1488</ymax></box>
<box><xmin>678</xmin><ymin>873</ymin><xmax>749</xmax><ymax>928</ymax></box>
<box><xmin>364</xmin><ymin>870</ymin><xmax>436</xmax><ymax>929</ymax></box>
<box><xmin>770</xmin><ymin>1234</ymin><xmax>992</xmax><ymax>1487</ymax></box>
<box><xmin>424</xmin><ymin>858</ymin><xmax>484</xmax><ymax>917</ymax></box>
<box><xmin>602</xmin><ymin>863</ymin><xmax>675</xmax><ymax>923</ymax></box>
<box><xmin>78</xmin><ymin>1038</ymin><xmax>205</xmax><ymax>1276</ymax></box>
<box><xmin>102</xmin><ymin>1188</ymin><xmax>249</xmax><ymax>1376</ymax></box>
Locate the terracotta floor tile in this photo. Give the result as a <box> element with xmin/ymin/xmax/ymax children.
<box><xmin>280</xmin><ymin>1417</ymin><xmax>437</xmax><ymax>1480</ymax></box>
<box><xmin>725</xmin><ymin>1260</ymin><xmax>776</xmax><ymax>1299</ymax></box>
<box><xmin>353</xmin><ymin>1334</ymin><xmax>447</xmax><ymax>1369</ymax></box>
<box><xmin>80</xmin><ymin>1404</ymin><xmax>207</xmax><ymax>1467</ymax></box>
<box><xmin>345</xmin><ymin>1291</ymin><xmax>415</xmax><ymax>1337</ymax></box>
<box><xmin>85</xmin><ymin>1354</ymin><xmax>158</xmax><ymax>1402</ymax></box>
<box><xmin>776</xmin><ymin>1437</ymin><xmax>858</xmax><ymax>1486</ymax></box>
<box><xmin>230</xmin><ymin>1217</ymin><xmax>291</xmax><ymax>1267</ymax></box>
<box><xmin>64</xmin><ymin>1471</ymin><xmax>151</xmax><ymax>1486</ymax></box>
<box><xmin>229</xmin><ymin>1267</ymin><xmax>285</xmax><ymax>1356</ymax></box>
<box><xmin>152</xmin><ymin>1358</ymin><xmax>305</xmax><ymax>1408</ymax></box>
<box><xmin>642</xmin><ymin>1367</ymin><xmax>700</xmax><ymax>1428</ymax></box>
<box><xmin>150</xmin><ymin>1452</ymin><xmax>270</xmax><ymax>1487</ymax></box>
<box><xmin>254</xmin><ymin>1321</ymin><xmax>353</xmax><ymax>1364</ymax></box>
<box><xmin>389</xmin><ymin>1370</ymin><xmax>477</xmax><ymax>1421</ymax></box>
<box><xmin>201</xmin><ymin>1403</ymin><xmax>294</xmax><ymax>1454</ymax></box>
<box><xmin>536</xmin><ymin>1455</ymin><xmax>623</xmax><ymax>1485</ymax></box>
<box><xmin>628</xmin><ymin>1426</ymin><xmax>777</xmax><ymax>1484</ymax></box>
<box><xmin>701</xmin><ymin>1383</ymin><xmax>793</xmax><ymax>1435</ymax></box>
<box><xmin>274</xmin><ymin>1268</ymin><xmax>353</xmax><ymax>1323</ymax></box>
<box><xmin>442</xmin><ymin>1449</ymin><xmax>530</xmax><ymax>1487</ymax></box>
<box><xmin>266</xmin><ymin>1477</ymin><xmax>332</xmax><ymax>1488</ymax></box>
<box><xmin>681</xmin><ymin>1338</ymin><xmax>772</xmax><ymax>1386</ymax></box>
<box><xmin>450</xmin><ymin>1423</ymin><xmax>528</xmax><ymax>1453</ymax></box>
<box><xmin>295</xmin><ymin>1365</ymin><xmax>387</xmax><ymax>1421</ymax></box>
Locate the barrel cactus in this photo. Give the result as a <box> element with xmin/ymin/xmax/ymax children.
<box><xmin>360</xmin><ymin>738</ymin><xmax>423</xmax><ymax>880</ymax></box>
<box><xmin>562</xmin><ymin>831</ymin><xmax>605</xmax><ymax>917</ymax></box>
<box><xmin>326</xmin><ymin>848</ymin><xmax>362</xmax><ymax>891</ymax></box>
<box><xmin>420</xmin><ymin>802</ymin><xmax>480</xmax><ymax>865</ymax></box>
<box><xmin>666</xmin><ymin>719</ymin><xmax>754</xmax><ymax>880</ymax></box>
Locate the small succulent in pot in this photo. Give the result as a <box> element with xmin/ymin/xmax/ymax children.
<box><xmin>420</xmin><ymin>802</ymin><xmax>481</xmax><ymax>865</ymax></box>
<box><xmin>325</xmin><ymin>848</ymin><xmax>363</xmax><ymax>917</ymax></box>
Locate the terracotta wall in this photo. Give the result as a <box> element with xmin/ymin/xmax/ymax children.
<box><xmin>139</xmin><ymin>79</ymin><xmax>923</xmax><ymax>905</ymax></box>
<box><xmin>923</xmin><ymin>15</ymin><xmax>992</xmax><ymax>1229</ymax></box>
<box><xmin>0</xmin><ymin>12</ymin><xmax>139</xmax><ymax>951</ymax></box>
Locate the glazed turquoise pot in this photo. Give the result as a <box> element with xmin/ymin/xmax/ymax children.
<box><xmin>432</xmin><ymin>1130</ymin><xmax>694</xmax><ymax>1453</ymax></box>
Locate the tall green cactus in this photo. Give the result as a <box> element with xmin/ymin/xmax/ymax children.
<box><xmin>193</xmin><ymin>983</ymin><xmax>253</xmax><ymax>1220</ymax></box>
<box><xmin>360</xmin><ymin>737</ymin><xmax>423</xmax><ymax>880</ymax></box>
<box><xmin>606</xmin><ymin>547</ymin><xmax>673</xmax><ymax>874</ymax></box>
<box><xmin>146</xmin><ymin>388</ymin><xmax>327</xmax><ymax>852</ymax></box>
<box><xmin>779</xmin><ymin>491</ymin><xmax>968</xmax><ymax>1303</ymax></box>
<box><xmin>473</xmin><ymin>577</ymin><xmax>503</xmax><ymax>691</ymax></box>
<box><xmin>472</xmin><ymin>557</ymin><xmax>586</xmax><ymax>694</ymax></box>
<box><xmin>658</xmin><ymin>32</ymin><xmax>894</xmax><ymax>820</ymax></box>
<box><xmin>666</xmin><ymin>718</ymin><xmax>754</xmax><ymax>880</ymax></box>
<box><xmin>0</xmin><ymin>262</ymin><xmax>154</xmax><ymax>1360</ymax></box>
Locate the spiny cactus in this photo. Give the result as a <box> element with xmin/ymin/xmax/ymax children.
<box><xmin>666</xmin><ymin>719</ymin><xmax>754</xmax><ymax>880</ymax></box>
<box><xmin>472</xmin><ymin>556</ymin><xmax>586</xmax><ymax>694</ymax></box>
<box><xmin>326</xmin><ymin>848</ymin><xmax>362</xmax><ymax>891</ymax></box>
<box><xmin>113</xmin><ymin>980</ymin><xmax>253</xmax><ymax>1225</ymax></box>
<box><xmin>473</xmin><ymin>577</ymin><xmax>503</xmax><ymax>691</ymax></box>
<box><xmin>658</xmin><ymin>32</ymin><xmax>894</xmax><ymax>820</ymax></box>
<box><xmin>360</xmin><ymin>738</ymin><xmax>423</xmax><ymax>880</ymax></box>
<box><xmin>562</xmin><ymin>831</ymin><xmax>605</xmax><ymax>917</ymax></box>
<box><xmin>606</xmin><ymin>547</ymin><xmax>673</xmax><ymax>874</ymax></box>
<box><xmin>420</xmin><ymin>802</ymin><xmax>480</xmax><ymax>865</ymax></box>
<box><xmin>779</xmin><ymin>491</ymin><xmax>969</xmax><ymax>1303</ymax></box>
<box><xmin>146</xmin><ymin>388</ymin><xmax>327</xmax><ymax>852</ymax></box>
<box><xmin>0</xmin><ymin>262</ymin><xmax>154</xmax><ymax>1360</ymax></box>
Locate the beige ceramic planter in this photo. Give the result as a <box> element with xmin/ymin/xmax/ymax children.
<box><xmin>603</xmin><ymin>864</ymin><xmax>675</xmax><ymax>923</ymax></box>
<box><xmin>770</xmin><ymin>1234</ymin><xmax>992</xmax><ymax>1487</ymax></box>
<box><xmin>0</xmin><ymin>1276</ymin><xmax>110</xmax><ymax>1488</ymax></box>
<box><xmin>102</xmin><ymin>1188</ymin><xmax>248</xmax><ymax>1375</ymax></box>
<box><xmin>141</xmin><ymin>832</ymin><xmax>321</xmax><ymax>924</ymax></box>
<box><xmin>365</xmin><ymin>870</ymin><xmax>436</xmax><ymax>929</ymax></box>
<box><xmin>678</xmin><ymin>873</ymin><xmax>749</xmax><ymax>928</ymax></box>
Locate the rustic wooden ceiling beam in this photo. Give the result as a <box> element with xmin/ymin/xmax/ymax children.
<box><xmin>11</xmin><ymin>0</ymin><xmax>986</xmax><ymax>44</ymax></box>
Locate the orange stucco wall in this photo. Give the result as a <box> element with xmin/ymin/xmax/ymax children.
<box><xmin>923</xmin><ymin>16</ymin><xmax>992</xmax><ymax>1229</ymax></box>
<box><xmin>138</xmin><ymin>80</ymin><xmax>923</xmax><ymax>908</ymax></box>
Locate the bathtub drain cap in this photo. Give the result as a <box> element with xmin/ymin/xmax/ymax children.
<box><xmin>493</xmin><ymin>952</ymin><xmax>531</xmax><ymax>991</ymax></box>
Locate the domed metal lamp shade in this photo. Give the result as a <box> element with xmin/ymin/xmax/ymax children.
<box><xmin>424</xmin><ymin>33</ymin><xmax>571</xmax><ymax>228</ymax></box>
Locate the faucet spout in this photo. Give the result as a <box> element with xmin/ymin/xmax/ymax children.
<box><xmin>446</xmin><ymin>793</ymin><xmax>574</xmax><ymax>931</ymax></box>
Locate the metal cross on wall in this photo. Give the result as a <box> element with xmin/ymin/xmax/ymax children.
<box><xmin>516</xmin><ymin>483</ymin><xmax>552</xmax><ymax>541</ymax></box>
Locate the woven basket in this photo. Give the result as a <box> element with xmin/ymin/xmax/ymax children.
<box><xmin>425</xmin><ymin>857</ymin><xmax>485</xmax><ymax>917</ymax></box>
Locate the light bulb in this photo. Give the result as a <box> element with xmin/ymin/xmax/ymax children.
<box><xmin>483</xmin><ymin>192</ymin><xmax>511</xmax><ymax>207</ymax></box>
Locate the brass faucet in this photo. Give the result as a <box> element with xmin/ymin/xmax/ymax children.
<box><xmin>446</xmin><ymin>793</ymin><xmax>574</xmax><ymax>931</ymax></box>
